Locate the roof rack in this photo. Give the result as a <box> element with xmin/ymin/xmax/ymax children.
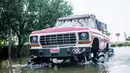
<box><xmin>58</xmin><ymin>14</ymin><xmax>96</xmax><ymax>21</ymax></box>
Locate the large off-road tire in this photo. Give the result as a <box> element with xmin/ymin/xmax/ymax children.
<box><xmin>70</xmin><ymin>48</ymin><xmax>91</xmax><ymax>64</ymax></box>
<box><xmin>108</xmin><ymin>48</ymin><xmax>115</xmax><ymax>57</ymax></box>
<box><xmin>27</xmin><ymin>57</ymin><xmax>43</xmax><ymax>65</ymax></box>
<box><xmin>97</xmin><ymin>51</ymin><xmax>107</xmax><ymax>63</ymax></box>
<box><xmin>98</xmin><ymin>55</ymin><xmax>105</xmax><ymax>63</ymax></box>
<box><xmin>84</xmin><ymin>48</ymin><xmax>91</xmax><ymax>62</ymax></box>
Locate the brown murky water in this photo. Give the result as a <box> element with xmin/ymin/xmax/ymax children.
<box><xmin>0</xmin><ymin>47</ymin><xmax>130</xmax><ymax>73</ymax></box>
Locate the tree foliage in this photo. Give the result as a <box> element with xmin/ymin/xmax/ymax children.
<box><xmin>0</xmin><ymin>0</ymin><xmax>73</xmax><ymax>57</ymax></box>
<box><xmin>124</xmin><ymin>32</ymin><xmax>130</xmax><ymax>41</ymax></box>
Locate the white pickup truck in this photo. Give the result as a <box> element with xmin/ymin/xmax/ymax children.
<box><xmin>28</xmin><ymin>14</ymin><xmax>114</xmax><ymax>64</ymax></box>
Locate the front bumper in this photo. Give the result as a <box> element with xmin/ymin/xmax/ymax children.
<box><xmin>29</xmin><ymin>47</ymin><xmax>91</xmax><ymax>58</ymax></box>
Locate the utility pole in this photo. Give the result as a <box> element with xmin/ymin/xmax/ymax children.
<box><xmin>8</xmin><ymin>29</ymin><xmax>12</xmax><ymax>67</ymax></box>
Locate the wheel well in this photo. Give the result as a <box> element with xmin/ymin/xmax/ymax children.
<box><xmin>105</xmin><ymin>43</ymin><xmax>109</xmax><ymax>51</ymax></box>
<box><xmin>91</xmin><ymin>37</ymin><xmax>99</xmax><ymax>52</ymax></box>
<box><xmin>92</xmin><ymin>38</ymin><xmax>99</xmax><ymax>46</ymax></box>
<box><xmin>106</xmin><ymin>43</ymin><xmax>109</xmax><ymax>49</ymax></box>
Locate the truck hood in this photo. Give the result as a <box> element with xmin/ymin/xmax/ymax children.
<box><xmin>31</xmin><ymin>27</ymin><xmax>89</xmax><ymax>34</ymax></box>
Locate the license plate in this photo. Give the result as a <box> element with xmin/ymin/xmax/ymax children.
<box><xmin>50</xmin><ymin>48</ymin><xmax>60</xmax><ymax>53</ymax></box>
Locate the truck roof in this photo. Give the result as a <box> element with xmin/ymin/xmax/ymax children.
<box><xmin>58</xmin><ymin>14</ymin><xmax>96</xmax><ymax>21</ymax></box>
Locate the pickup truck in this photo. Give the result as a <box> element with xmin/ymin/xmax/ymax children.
<box><xmin>28</xmin><ymin>14</ymin><xmax>113</xmax><ymax>64</ymax></box>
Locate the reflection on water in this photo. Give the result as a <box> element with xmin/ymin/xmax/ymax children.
<box><xmin>0</xmin><ymin>47</ymin><xmax>130</xmax><ymax>73</ymax></box>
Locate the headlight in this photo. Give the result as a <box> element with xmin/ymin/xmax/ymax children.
<box><xmin>30</xmin><ymin>36</ymin><xmax>38</xmax><ymax>43</ymax></box>
<box><xmin>78</xmin><ymin>32</ymin><xmax>89</xmax><ymax>40</ymax></box>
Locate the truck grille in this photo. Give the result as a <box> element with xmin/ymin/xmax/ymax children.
<box><xmin>40</xmin><ymin>33</ymin><xmax>76</xmax><ymax>46</ymax></box>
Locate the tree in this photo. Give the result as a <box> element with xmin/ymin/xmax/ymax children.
<box><xmin>0</xmin><ymin>0</ymin><xmax>73</xmax><ymax>57</ymax></box>
<box><xmin>0</xmin><ymin>15</ymin><xmax>8</xmax><ymax>48</ymax></box>
<box><xmin>124</xmin><ymin>32</ymin><xmax>130</xmax><ymax>41</ymax></box>
<box><xmin>27</xmin><ymin>0</ymin><xmax>73</xmax><ymax>29</ymax></box>
<box><xmin>116</xmin><ymin>33</ymin><xmax>120</xmax><ymax>42</ymax></box>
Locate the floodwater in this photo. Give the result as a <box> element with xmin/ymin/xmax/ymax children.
<box><xmin>0</xmin><ymin>47</ymin><xmax>130</xmax><ymax>73</ymax></box>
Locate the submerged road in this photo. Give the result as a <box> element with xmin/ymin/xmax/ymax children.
<box><xmin>0</xmin><ymin>46</ymin><xmax>130</xmax><ymax>73</ymax></box>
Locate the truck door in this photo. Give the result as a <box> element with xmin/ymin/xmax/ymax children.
<box><xmin>101</xmin><ymin>23</ymin><xmax>108</xmax><ymax>49</ymax></box>
<box><xmin>96</xmin><ymin>21</ymin><xmax>107</xmax><ymax>49</ymax></box>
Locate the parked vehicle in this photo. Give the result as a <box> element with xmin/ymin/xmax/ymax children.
<box><xmin>28</xmin><ymin>14</ymin><xmax>114</xmax><ymax>64</ymax></box>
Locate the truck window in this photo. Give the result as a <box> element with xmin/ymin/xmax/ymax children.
<box><xmin>84</xmin><ymin>19</ymin><xmax>97</xmax><ymax>29</ymax></box>
<box><xmin>96</xmin><ymin>20</ymin><xmax>101</xmax><ymax>31</ymax></box>
<box><xmin>101</xmin><ymin>23</ymin><xmax>108</xmax><ymax>35</ymax></box>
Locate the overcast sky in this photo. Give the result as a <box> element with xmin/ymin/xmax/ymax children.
<box><xmin>67</xmin><ymin>0</ymin><xmax>130</xmax><ymax>42</ymax></box>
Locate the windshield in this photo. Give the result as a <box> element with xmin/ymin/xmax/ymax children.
<box><xmin>55</xmin><ymin>21</ymin><xmax>84</xmax><ymax>27</ymax></box>
<box><xmin>55</xmin><ymin>19</ymin><xmax>96</xmax><ymax>28</ymax></box>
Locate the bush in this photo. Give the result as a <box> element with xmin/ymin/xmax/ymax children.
<box><xmin>122</xmin><ymin>41</ymin><xmax>130</xmax><ymax>46</ymax></box>
<box><xmin>127</xmin><ymin>42</ymin><xmax>130</xmax><ymax>46</ymax></box>
<box><xmin>0</xmin><ymin>44</ymin><xmax>30</xmax><ymax>58</ymax></box>
<box><xmin>110</xmin><ymin>44</ymin><xmax>116</xmax><ymax>47</ymax></box>
<box><xmin>117</xmin><ymin>43</ymin><xmax>124</xmax><ymax>47</ymax></box>
<box><xmin>110</xmin><ymin>41</ymin><xmax>130</xmax><ymax>47</ymax></box>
